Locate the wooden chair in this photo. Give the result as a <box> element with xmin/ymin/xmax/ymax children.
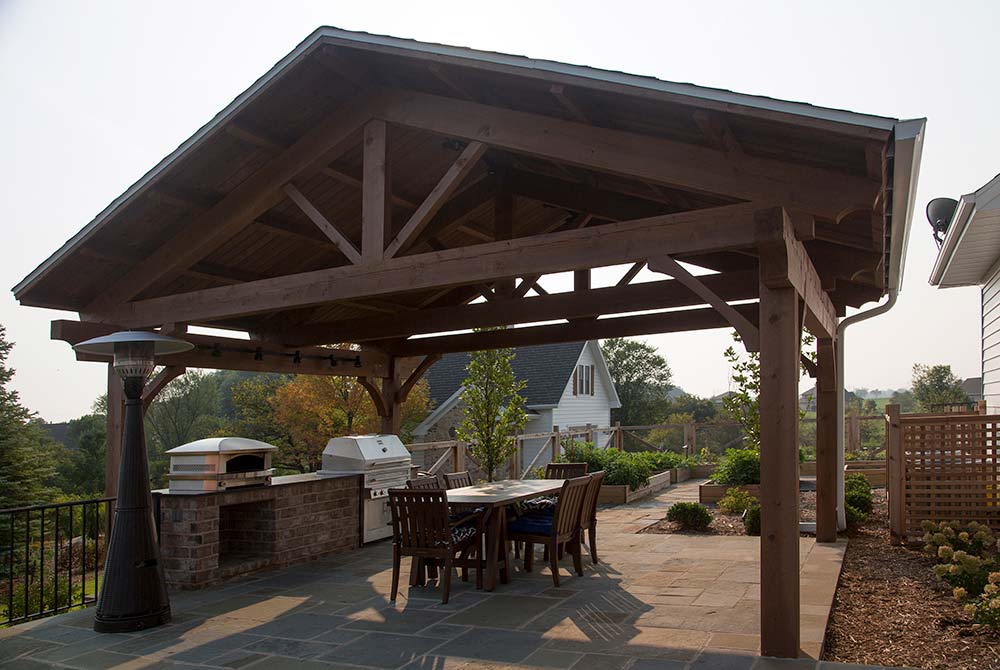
<box><xmin>580</xmin><ymin>470</ymin><xmax>605</xmax><ymax>564</ymax></box>
<box><xmin>388</xmin><ymin>489</ymin><xmax>483</xmax><ymax>604</ymax></box>
<box><xmin>508</xmin><ymin>476</ymin><xmax>590</xmax><ymax>586</ymax></box>
<box><xmin>407</xmin><ymin>475</ymin><xmax>441</xmax><ymax>490</ymax></box>
<box><xmin>545</xmin><ymin>462</ymin><xmax>588</xmax><ymax>479</ymax></box>
<box><xmin>444</xmin><ymin>471</ymin><xmax>473</xmax><ymax>489</ymax></box>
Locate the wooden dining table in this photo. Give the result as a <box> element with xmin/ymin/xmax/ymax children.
<box><xmin>446</xmin><ymin>479</ymin><xmax>565</xmax><ymax>591</ymax></box>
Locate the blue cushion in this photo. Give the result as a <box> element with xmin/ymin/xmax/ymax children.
<box><xmin>434</xmin><ymin>524</ymin><xmax>477</xmax><ymax>546</ymax></box>
<box><xmin>508</xmin><ymin>514</ymin><xmax>554</xmax><ymax>536</ymax></box>
<box><xmin>521</xmin><ymin>497</ymin><xmax>556</xmax><ymax>513</ymax></box>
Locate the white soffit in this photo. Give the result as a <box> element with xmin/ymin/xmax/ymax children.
<box><xmin>931</xmin><ymin>173</ymin><xmax>1000</xmax><ymax>288</ymax></box>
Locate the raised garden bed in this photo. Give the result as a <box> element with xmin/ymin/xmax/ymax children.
<box><xmin>598</xmin><ymin>470</ymin><xmax>673</xmax><ymax>505</ymax></box>
<box><xmin>690</xmin><ymin>463</ymin><xmax>717</xmax><ymax>478</ymax></box>
<box><xmin>845</xmin><ymin>459</ymin><xmax>886</xmax><ymax>487</ymax></box>
<box><xmin>698</xmin><ymin>483</ymin><xmax>760</xmax><ymax>504</ymax></box>
<box><xmin>642</xmin><ymin>491</ymin><xmax>817</xmax><ymax>536</ymax></box>
<box><xmin>671</xmin><ymin>466</ymin><xmax>690</xmax><ymax>483</ymax></box>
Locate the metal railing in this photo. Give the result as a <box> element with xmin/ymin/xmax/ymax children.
<box><xmin>1</xmin><ymin>497</ymin><xmax>114</xmax><ymax>626</ymax></box>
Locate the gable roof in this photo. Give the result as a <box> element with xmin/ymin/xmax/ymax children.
<box><xmin>929</xmin><ymin>173</ymin><xmax>1000</xmax><ymax>288</ymax></box>
<box><xmin>424</xmin><ymin>341</ymin><xmax>587</xmax><ymax>409</ymax></box>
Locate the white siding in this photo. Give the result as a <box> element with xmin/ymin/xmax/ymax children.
<box><xmin>552</xmin><ymin>342</ymin><xmax>613</xmax><ymax>436</ymax></box>
<box><xmin>519</xmin><ymin>410</ymin><xmax>554</xmax><ymax>472</ymax></box>
<box><xmin>984</xmin><ymin>268</ymin><xmax>1000</xmax><ymax>412</ymax></box>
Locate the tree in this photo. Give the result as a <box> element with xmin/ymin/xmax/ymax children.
<box><xmin>57</xmin><ymin>413</ymin><xmax>106</xmax><ymax>496</ymax></box>
<box><xmin>225</xmin><ymin>375</ymin><xmax>304</xmax><ymax>471</ymax></box>
<box><xmin>0</xmin><ymin>325</ymin><xmax>58</xmax><ymax>509</ymax></box>
<box><xmin>456</xmin><ymin>343</ymin><xmax>527</xmax><ymax>481</ymax></box>
<box><xmin>600</xmin><ymin>338</ymin><xmax>673</xmax><ymax>426</ymax></box>
<box><xmin>661</xmin><ymin>393</ymin><xmax>717</xmax><ymax>424</ymax></box>
<box><xmin>722</xmin><ymin>330</ymin><xmax>816</xmax><ymax>450</ymax></box>
<box><xmin>144</xmin><ymin>370</ymin><xmax>223</xmax><ymax>486</ymax></box>
<box><xmin>911</xmin><ymin>364</ymin><xmax>970</xmax><ymax>411</ymax></box>
<box><xmin>890</xmin><ymin>388</ymin><xmax>917</xmax><ymax>412</ymax></box>
<box><xmin>270</xmin><ymin>375</ymin><xmax>430</xmax><ymax>471</ymax></box>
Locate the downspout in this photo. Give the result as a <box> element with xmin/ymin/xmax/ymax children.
<box><xmin>835</xmin><ymin>288</ymin><xmax>898</xmax><ymax>529</ymax></box>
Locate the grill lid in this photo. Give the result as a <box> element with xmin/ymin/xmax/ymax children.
<box><xmin>166</xmin><ymin>437</ymin><xmax>279</xmax><ymax>456</ymax></box>
<box><xmin>320</xmin><ymin>434</ymin><xmax>411</xmax><ymax>474</ymax></box>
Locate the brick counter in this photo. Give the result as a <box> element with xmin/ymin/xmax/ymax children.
<box><xmin>153</xmin><ymin>473</ymin><xmax>362</xmax><ymax>590</ymax></box>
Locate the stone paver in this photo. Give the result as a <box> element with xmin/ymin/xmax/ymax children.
<box><xmin>0</xmin><ymin>477</ymin><xmax>880</xmax><ymax>669</ymax></box>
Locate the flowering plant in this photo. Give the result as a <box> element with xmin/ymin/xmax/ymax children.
<box><xmin>924</xmin><ymin>519</ymin><xmax>1000</xmax><ymax>629</ymax></box>
<box><xmin>960</xmin><ymin>572</ymin><xmax>1000</xmax><ymax>629</ymax></box>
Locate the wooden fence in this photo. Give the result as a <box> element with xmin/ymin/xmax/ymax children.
<box><xmin>886</xmin><ymin>402</ymin><xmax>1000</xmax><ymax>544</ymax></box>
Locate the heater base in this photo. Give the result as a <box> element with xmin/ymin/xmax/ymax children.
<box><xmin>94</xmin><ymin>607</ymin><xmax>171</xmax><ymax>633</ymax></box>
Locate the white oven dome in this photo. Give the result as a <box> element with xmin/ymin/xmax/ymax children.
<box><xmin>166</xmin><ymin>437</ymin><xmax>279</xmax><ymax>456</ymax></box>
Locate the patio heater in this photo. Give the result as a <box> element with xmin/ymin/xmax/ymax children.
<box><xmin>72</xmin><ymin>330</ymin><xmax>193</xmax><ymax>633</ymax></box>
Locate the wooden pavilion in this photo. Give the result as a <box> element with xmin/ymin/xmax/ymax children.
<box><xmin>13</xmin><ymin>28</ymin><xmax>924</xmax><ymax>657</ymax></box>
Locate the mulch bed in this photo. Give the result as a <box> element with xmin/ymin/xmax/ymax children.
<box><xmin>822</xmin><ymin>489</ymin><xmax>1000</xmax><ymax>670</ymax></box>
<box><xmin>639</xmin><ymin>491</ymin><xmax>816</xmax><ymax>536</ymax></box>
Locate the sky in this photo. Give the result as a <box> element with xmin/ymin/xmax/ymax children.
<box><xmin>1</xmin><ymin>0</ymin><xmax>997</xmax><ymax>422</ymax></box>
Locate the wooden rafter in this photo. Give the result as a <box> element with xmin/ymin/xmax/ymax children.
<box><xmin>93</xmin><ymin>201</ymin><xmax>764</xmax><ymax>327</ymax></box>
<box><xmin>378</xmin><ymin>89</ymin><xmax>879</xmax><ymax>220</ymax></box>
<box><xmin>52</xmin><ymin>320</ymin><xmax>390</xmax><ymax>378</ymax></box>
<box><xmin>616</xmin><ymin>261</ymin><xmax>646</xmax><ymax>287</ymax></box>
<box><xmin>692</xmin><ymin>110</ymin><xmax>743</xmax><ymax>156</ymax></box>
<box><xmin>272</xmin><ymin>272</ymin><xmax>758</xmax><ymax>347</ymax></box>
<box><xmin>83</xmin><ymin>93</ymin><xmax>381</xmax><ymax>314</ymax></box>
<box><xmin>361</xmin><ymin>120</ymin><xmax>391</xmax><ymax>264</ymax></box>
<box><xmin>384</xmin><ymin>303</ymin><xmax>759</xmax><ymax>357</ymax></box>
<box><xmin>756</xmin><ymin>207</ymin><xmax>838</xmax><ymax>339</ymax></box>
<box><xmin>384</xmin><ymin>141</ymin><xmax>487</xmax><ymax>258</ymax></box>
<box><xmin>283</xmin><ymin>184</ymin><xmax>362</xmax><ymax>264</ymax></box>
<box><xmin>513</xmin><ymin>275</ymin><xmax>541</xmax><ymax>299</ymax></box>
<box><xmin>648</xmin><ymin>255</ymin><xmax>760</xmax><ymax>351</ymax></box>
<box><xmin>506</xmin><ymin>170</ymin><xmax>669</xmax><ymax>221</ymax></box>
<box><xmin>549</xmin><ymin>84</ymin><xmax>588</xmax><ymax>123</ymax></box>
<box><xmin>396</xmin><ymin>354</ymin><xmax>441</xmax><ymax>404</ymax></box>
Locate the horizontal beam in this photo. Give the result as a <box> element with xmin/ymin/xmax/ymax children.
<box><xmin>94</xmin><ymin>201</ymin><xmax>763</xmax><ymax>328</ymax></box>
<box><xmin>385</xmin><ymin>303</ymin><xmax>759</xmax><ymax>357</ymax></box>
<box><xmin>275</xmin><ymin>271</ymin><xmax>759</xmax><ymax>346</ymax></box>
<box><xmin>51</xmin><ymin>320</ymin><xmax>390</xmax><ymax>377</ymax></box>
<box><xmin>756</xmin><ymin>207</ymin><xmax>838</xmax><ymax>338</ymax></box>
<box><xmin>378</xmin><ymin>89</ymin><xmax>878</xmax><ymax>220</ymax></box>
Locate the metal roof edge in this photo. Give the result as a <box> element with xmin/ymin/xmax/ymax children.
<box><xmin>929</xmin><ymin>173</ymin><xmax>1000</xmax><ymax>286</ymax></box>
<box><xmin>888</xmin><ymin>118</ymin><xmax>926</xmax><ymax>292</ymax></box>
<box><xmin>314</xmin><ymin>27</ymin><xmax>900</xmax><ymax>131</ymax></box>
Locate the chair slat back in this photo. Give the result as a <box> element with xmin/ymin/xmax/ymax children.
<box><xmin>407</xmin><ymin>475</ymin><xmax>441</xmax><ymax>490</ymax></box>
<box><xmin>546</xmin><ymin>462</ymin><xmax>588</xmax><ymax>479</ymax></box>
<box><xmin>581</xmin><ymin>470</ymin><xmax>605</xmax><ymax>526</ymax></box>
<box><xmin>444</xmin><ymin>471</ymin><xmax>473</xmax><ymax>489</ymax></box>
<box><xmin>388</xmin><ymin>489</ymin><xmax>451</xmax><ymax>550</ymax></box>
<box><xmin>552</xmin><ymin>476</ymin><xmax>591</xmax><ymax>537</ymax></box>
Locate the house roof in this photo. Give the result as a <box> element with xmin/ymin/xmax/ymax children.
<box><xmin>424</xmin><ymin>341</ymin><xmax>587</xmax><ymax>408</ymax></box>
<box><xmin>930</xmin><ymin>173</ymin><xmax>1000</xmax><ymax>287</ymax></box>
<box><xmin>962</xmin><ymin>377</ymin><xmax>983</xmax><ymax>398</ymax></box>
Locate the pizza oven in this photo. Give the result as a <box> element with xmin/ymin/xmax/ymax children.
<box><xmin>166</xmin><ymin>437</ymin><xmax>277</xmax><ymax>494</ymax></box>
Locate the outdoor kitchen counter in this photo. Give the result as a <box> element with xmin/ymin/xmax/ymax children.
<box><xmin>153</xmin><ymin>472</ymin><xmax>363</xmax><ymax>590</ymax></box>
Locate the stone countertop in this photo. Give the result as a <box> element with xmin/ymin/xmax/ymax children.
<box><xmin>152</xmin><ymin>471</ymin><xmax>359</xmax><ymax>496</ymax></box>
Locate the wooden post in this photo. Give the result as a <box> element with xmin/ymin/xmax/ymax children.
<box><xmin>614</xmin><ymin>421</ymin><xmax>622</xmax><ymax>450</ymax></box>
<box><xmin>380</xmin><ymin>358</ymin><xmax>402</xmax><ymax>435</ymax></box>
<box><xmin>847</xmin><ymin>414</ymin><xmax>861</xmax><ymax>454</ymax></box>
<box><xmin>977</xmin><ymin>399</ymin><xmax>988</xmax><ymax>414</ymax></box>
<box><xmin>757</xmin><ymin>278</ymin><xmax>801</xmax><ymax>658</ymax></box>
<box><xmin>815</xmin><ymin>337</ymin><xmax>838</xmax><ymax>543</ymax></box>
<box><xmin>886</xmin><ymin>403</ymin><xmax>903</xmax><ymax>545</ymax></box>
<box><xmin>683</xmin><ymin>423</ymin><xmax>696</xmax><ymax>456</ymax></box>
<box><xmin>551</xmin><ymin>425</ymin><xmax>561</xmax><ymax>462</ymax></box>
<box><xmin>105</xmin><ymin>364</ymin><xmax>124</xmax><ymax>499</ymax></box>
<box><xmin>362</xmin><ymin>119</ymin><xmax>390</xmax><ymax>264</ymax></box>
<box><xmin>511</xmin><ymin>432</ymin><xmax>522</xmax><ymax>479</ymax></box>
<box><xmin>455</xmin><ymin>440</ymin><xmax>466</xmax><ymax>473</ymax></box>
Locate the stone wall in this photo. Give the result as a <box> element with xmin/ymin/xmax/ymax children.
<box><xmin>155</xmin><ymin>473</ymin><xmax>361</xmax><ymax>590</ymax></box>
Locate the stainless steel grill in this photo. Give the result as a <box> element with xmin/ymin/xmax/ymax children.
<box><xmin>166</xmin><ymin>437</ymin><xmax>276</xmax><ymax>494</ymax></box>
<box><xmin>318</xmin><ymin>434</ymin><xmax>411</xmax><ymax>542</ymax></box>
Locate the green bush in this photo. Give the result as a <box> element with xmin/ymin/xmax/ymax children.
<box><xmin>709</xmin><ymin>449</ymin><xmax>761</xmax><ymax>486</ymax></box>
<box><xmin>666</xmin><ymin>502</ymin><xmax>712</xmax><ymax>531</ymax></box>
<box><xmin>743</xmin><ymin>505</ymin><xmax>761</xmax><ymax>536</ymax></box>
<box><xmin>843</xmin><ymin>474</ymin><xmax>873</xmax><ymax>525</ymax></box>
<box><xmin>718</xmin><ymin>487</ymin><xmax>758</xmax><ymax>514</ymax></box>
<box><xmin>557</xmin><ymin>441</ymin><xmax>651</xmax><ymax>491</ymax></box>
<box><xmin>845</xmin><ymin>504</ymin><xmax>867</xmax><ymax>527</ymax></box>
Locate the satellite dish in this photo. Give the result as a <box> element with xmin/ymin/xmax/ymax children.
<box><xmin>926</xmin><ymin>197</ymin><xmax>958</xmax><ymax>248</ymax></box>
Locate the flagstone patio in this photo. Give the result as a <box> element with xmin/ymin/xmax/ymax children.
<box><xmin>0</xmin><ymin>480</ymin><xmax>885</xmax><ymax>670</ymax></box>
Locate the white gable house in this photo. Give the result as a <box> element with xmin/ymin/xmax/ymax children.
<box><xmin>413</xmin><ymin>341</ymin><xmax>620</xmax><ymax>471</ymax></box>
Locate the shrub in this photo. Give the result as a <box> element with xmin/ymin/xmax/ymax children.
<box><xmin>743</xmin><ymin>505</ymin><xmax>761</xmax><ymax>536</ymax></box>
<box><xmin>962</xmin><ymin>572</ymin><xmax>1000</xmax><ymax>629</ymax></box>
<box><xmin>924</xmin><ymin>520</ymin><xmax>998</xmax><ymax>598</ymax></box>
<box><xmin>603</xmin><ymin>456</ymin><xmax>651</xmax><ymax>492</ymax></box>
<box><xmin>557</xmin><ymin>441</ymin><xmax>651</xmax><ymax>491</ymax></box>
<box><xmin>843</xmin><ymin>474</ymin><xmax>873</xmax><ymax>526</ymax></box>
<box><xmin>845</xmin><ymin>504</ymin><xmax>867</xmax><ymax>527</ymax></box>
<box><xmin>718</xmin><ymin>487</ymin><xmax>758</xmax><ymax>514</ymax></box>
<box><xmin>710</xmin><ymin>449</ymin><xmax>760</xmax><ymax>486</ymax></box>
<box><xmin>666</xmin><ymin>502</ymin><xmax>712</xmax><ymax>531</ymax></box>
